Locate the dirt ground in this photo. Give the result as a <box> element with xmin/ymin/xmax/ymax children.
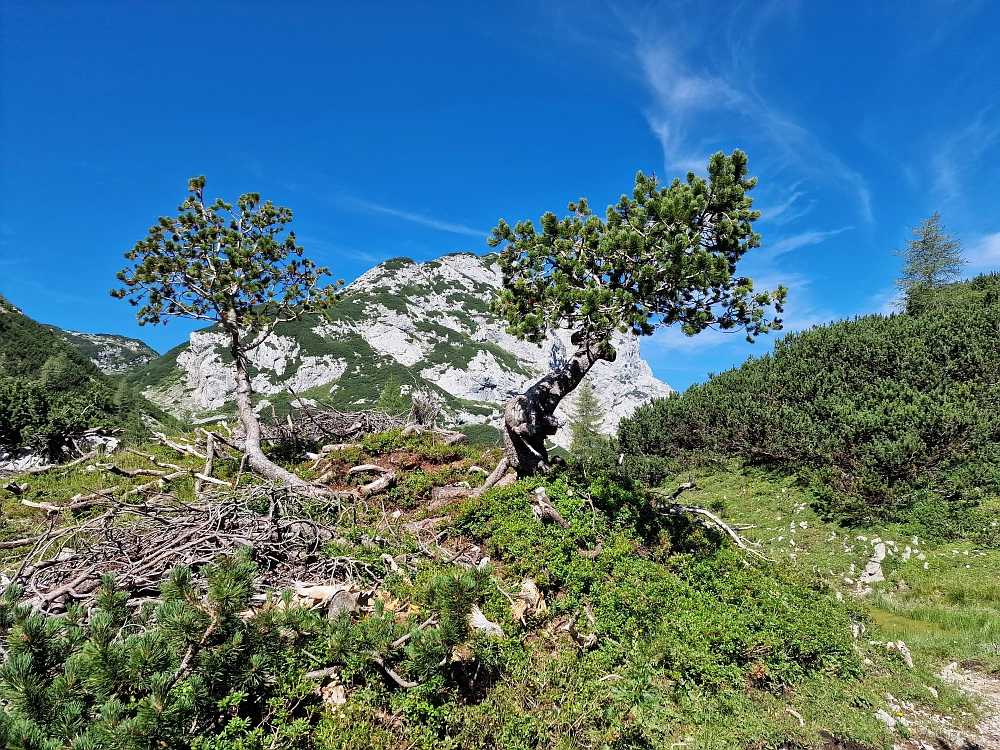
<box><xmin>897</xmin><ymin>665</ymin><xmax>1000</xmax><ymax>750</ymax></box>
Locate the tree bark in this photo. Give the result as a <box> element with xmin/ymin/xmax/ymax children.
<box><xmin>503</xmin><ymin>332</ymin><xmax>615</xmax><ymax>477</ymax></box>
<box><xmin>227</xmin><ymin>324</ymin><xmax>317</xmax><ymax>491</ymax></box>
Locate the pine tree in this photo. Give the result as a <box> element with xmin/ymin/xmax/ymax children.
<box><xmin>893</xmin><ymin>212</ymin><xmax>965</xmax><ymax>309</ymax></box>
<box><xmin>569</xmin><ymin>380</ymin><xmax>607</xmax><ymax>464</ymax></box>
<box><xmin>112</xmin><ymin>177</ymin><xmax>341</xmax><ymax>491</ymax></box>
<box><xmin>489</xmin><ymin>151</ymin><xmax>785</xmax><ymax>476</ymax></box>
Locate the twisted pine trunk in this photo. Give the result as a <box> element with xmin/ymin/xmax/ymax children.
<box><xmin>228</xmin><ymin>326</ymin><xmax>314</xmax><ymax>490</ymax></box>
<box><xmin>503</xmin><ymin>333</ymin><xmax>615</xmax><ymax>477</ymax></box>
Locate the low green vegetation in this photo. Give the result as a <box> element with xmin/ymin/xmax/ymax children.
<box><xmin>0</xmin><ymin>429</ymin><xmax>984</xmax><ymax>750</ymax></box>
<box><xmin>620</xmin><ymin>274</ymin><xmax>1000</xmax><ymax>535</ymax></box>
<box><xmin>0</xmin><ymin>294</ymin><xmax>167</xmax><ymax>452</ymax></box>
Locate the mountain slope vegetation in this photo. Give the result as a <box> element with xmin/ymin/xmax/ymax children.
<box><xmin>43</xmin><ymin>325</ymin><xmax>158</xmax><ymax>375</ymax></box>
<box><xmin>0</xmin><ymin>294</ymin><xmax>166</xmax><ymax>452</ymax></box>
<box><xmin>619</xmin><ymin>274</ymin><xmax>1000</xmax><ymax>537</ymax></box>
<box><xmin>0</xmin><ymin>429</ymin><xmax>974</xmax><ymax>750</ymax></box>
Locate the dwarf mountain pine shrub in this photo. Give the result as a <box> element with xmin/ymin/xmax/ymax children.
<box><xmin>619</xmin><ymin>274</ymin><xmax>1000</xmax><ymax>535</ymax></box>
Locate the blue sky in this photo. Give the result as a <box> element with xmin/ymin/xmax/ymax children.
<box><xmin>1</xmin><ymin>1</ymin><xmax>999</xmax><ymax>391</ymax></box>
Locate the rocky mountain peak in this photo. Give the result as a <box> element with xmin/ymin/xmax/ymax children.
<box><xmin>137</xmin><ymin>252</ymin><xmax>673</xmax><ymax>446</ymax></box>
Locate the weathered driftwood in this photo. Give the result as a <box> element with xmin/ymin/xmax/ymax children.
<box><xmin>359</xmin><ymin>472</ymin><xmax>396</xmax><ymax>498</ymax></box>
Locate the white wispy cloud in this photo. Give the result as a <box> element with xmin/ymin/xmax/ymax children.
<box><xmin>297</xmin><ymin>236</ymin><xmax>381</xmax><ymax>265</ymax></box>
<box><xmin>932</xmin><ymin>112</ymin><xmax>1000</xmax><ymax>202</ymax></box>
<box><xmin>339</xmin><ymin>196</ymin><xmax>485</xmax><ymax>237</ymax></box>
<box><xmin>867</xmin><ymin>284</ymin><xmax>902</xmax><ymax>316</ymax></box>
<box><xmin>627</xmin><ymin>15</ymin><xmax>873</xmax><ymax>224</ymax></box>
<box><xmin>755</xmin><ymin>185</ymin><xmax>814</xmax><ymax>226</ymax></box>
<box><xmin>759</xmin><ymin>227</ymin><xmax>851</xmax><ymax>262</ymax></box>
<box><xmin>965</xmin><ymin>231</ymin><xmax>1000</xmax><ymax>272</ymax></box>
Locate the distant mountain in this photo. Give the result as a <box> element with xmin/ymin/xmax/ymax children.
<box><xmin>44</xmin><ymin>326</ymin><xmax>159</xmax><ymax>375</ymax></box>
<box><xmin>131</xmin><ymin>252</ymin><xmax>673</xmax><ymax>446</ymax></box>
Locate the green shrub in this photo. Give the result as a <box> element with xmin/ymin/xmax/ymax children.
<box><xmin>456</xmin><ymin>424</ymin><xmax>501</xmax><ymax>447</ymax></box>
<box><xmin>0</xmin><ymin>294</ymin><xmax>166</xmax><ymax>452</ymax></box>
<box><xmin>620</xmin><ymin>274</ymin><xmax>1000</xmax><ymax>533</ymax></box>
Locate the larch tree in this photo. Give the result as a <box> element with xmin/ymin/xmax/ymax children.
<box><xmin>488</xmin><ymin>150</ymin><xmax>786</xmax><ymax>477</ymax></box>
<box><xmin>893</xmin><ymin>212</ymin><xmax>965</xmax><ymax>309</ymax></box>
<box><xmin>112</xmin><ymin>176</ymin><xmax>341</xmax><ymax>490</ymax></box>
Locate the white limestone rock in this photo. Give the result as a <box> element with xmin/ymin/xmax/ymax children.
<box><xmin>143</xmin><ymin>252</ymin><xmax>673</xmax><ymax>445</ymax></box>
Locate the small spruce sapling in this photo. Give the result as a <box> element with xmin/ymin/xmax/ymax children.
<box><xmin>568</xmin><ymin>379</ymin><xmax>608</xmax><ymax>466</ymax></box>
<box><xmin>893</xmin><ymin>212</ymin><xmax>966</xmax><ymax>311</ymax></box>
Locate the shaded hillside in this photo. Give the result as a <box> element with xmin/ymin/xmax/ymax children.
<box><xmin>619</xmin><ymin>274</ymin><xmax>1000</xmax><ymax>536</ymax></box>
<box><xmin>130</xmin><ymin>252</ymin><xmax>672</xmax><ymax>445</ymax></box>
<box><xmin>44</xmin><ymin>325</ymin><xmax>158</xmax><ymax>374</ymax></box>
<box><xmin>0</xmin><ymin>294</ymin><xmax>167</xmax><ymax>451</ymax></box>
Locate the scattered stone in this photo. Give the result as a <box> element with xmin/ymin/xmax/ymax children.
<box><xmin>876</xmin><ymin>708</ymin><xmax>897</xmax><ymax>730</ymax></box>
<box><xmin>858</xmin><ymin>542</ymin><xmax>887</xmax><ymax>586</ymax></box>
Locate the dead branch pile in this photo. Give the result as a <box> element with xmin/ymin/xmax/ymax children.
<box><xmin>266</xmin><ymin>406</ymin><xmax>409</xmax><ymax>444</ymax></box>
<box><xmin>7</xmin><ymin>485</ymin><xmax>381</xmax><ymax>615</ymax></box>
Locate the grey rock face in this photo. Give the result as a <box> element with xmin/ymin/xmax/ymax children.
<box><xmin>46</xmin><ymin>327</ymin><xmax>159</xmax><ymax>375</ymax></box>
<box><xmin>142</xmin><ymin>252</ymin><xmax>673</xmax><ymax>446</ymax></box>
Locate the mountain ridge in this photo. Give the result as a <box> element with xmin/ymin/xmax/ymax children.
<box><xmin>44</xmin><ymin>326</ymin><xmax>159</xmax><ymax>375</ymax></box>
<box><xmin>132</xmin><ymin>252</ymin><xmax>673</xmax><ymax>446</ymax></box>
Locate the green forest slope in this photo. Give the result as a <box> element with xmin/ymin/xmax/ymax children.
<box><xmin>0</xmin><ymin>294</ymin><xmax>168</xmax><ymax>452</ymax></box>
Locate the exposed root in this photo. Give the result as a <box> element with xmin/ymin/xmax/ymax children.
<box><xmin>5</xmin><ymin>484</ymin><xmax>371</xmax><ymax>615</ymax></box>
<box><xmin>531</xmin><ymin>487</ymin><xmax>569</xmax><ymax>529</ymax></box>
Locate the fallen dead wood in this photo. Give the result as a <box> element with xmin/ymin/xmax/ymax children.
<box><xmin>650</xmin><ymin>483</ymin><xmax>773</xmax><ymax>563</ymax></box>
<box><xmin>349</xmin><ymin>464</ymin><xmax>390</xmax><ymax>475</ymax></box>
<box><xmin>0</xmin><ymin>533</ymin><xmax>47</xmax><ymax>551</ymax></box>
<box><xmin>429</xmin><ymin>485</ymin><xmax>475</xmax><ymax>505</ymax></box>
<box><xmin>195</xmin><ymin>432</ymin><xmax>215</xmax><ymax>494</ymax></box>
<box><xmin>370</xmin><ymin>655</ymin><xmax>419</xmax><ymax>689</ymax></box>
<box><xmin>563</xmin><ymin>603</ymin><xmax>598</xmax><ymax>649</ymax></box>
<box><xmin>360</xmin><ymin>472</ymin><xmax>396</xmax><ymax>498</ymax></box>
<box><xmin>531</xmin><ymin>487</ymin><xmax>569</xmax><ymax>529</ymax></box>
<box><xmin>267</xmin><ymin>407</ymin><xmax>408</xmax><ymax>444</ymax></box>
<box><xmin>152</xmin><ymin>432</ymin><xmax>205</xmax><ymax>459</ymax></box>
<box><xmin>5</xmin><ymin>485</ymin><xmax>375</xmax><ymax>615</ymax></box>
<box><xmin>22</xmin><ymin>470</ymin><xmax>191</xmax><ymax>515</ymax></box>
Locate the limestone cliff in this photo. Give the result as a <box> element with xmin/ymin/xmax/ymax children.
<box><xmin>135</xmin><ymin>253</ymin><xmax>673</xmax><ymax>447</ymax></box>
